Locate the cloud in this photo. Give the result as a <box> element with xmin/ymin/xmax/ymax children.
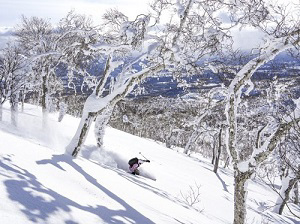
<box><xmin>0</xmin><ymin>0</ymin><xmax>149</xmax><ymax>27</ymax></box>
<box><xmin>231</xmin><ymin>27</ymin><xmax>265</xmax><ymax>50</ymax></box>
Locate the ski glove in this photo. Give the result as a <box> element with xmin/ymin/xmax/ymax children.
<box><xmin>145</xmin><ymin>160</ymin><xmax>150</xmax><ymax>163</ymax></box>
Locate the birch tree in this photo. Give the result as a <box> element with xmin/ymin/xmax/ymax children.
<box><xmin>15</xmin><ymin>13</ymin><xmax>97</xmax><ymax>125</ymax></box>
<box><xmin>222</xmin><ymin>1</ymin><xmax>300</xmax><ymax>223</ymax></box>
<box><xmin>0</xmin><ymin>44</ymin><xmax>27</xmax><ymax>125</ymax></box>
<box><xmin>67</xmin><ymin>0</ymin><xmax>230</xmax><ymax>157</ymax></box>
<box><xmin>273</xmin><ymin>117</ymin><xmax>300</xmax><ymax>215</ymax></box>
<box><xmin>15</xmin><ymin>16</ymin><xmax>60</xmax><ymax>126</ymax></box>
<box><xmin>227</xmin><ymin>41</ymin><xmax>300</xmax><ymax>224</ymax></box>
<box><xmin>57</xmin><ymin>10</ymin><xmax>99</xmax><ymax>93</ymax></box>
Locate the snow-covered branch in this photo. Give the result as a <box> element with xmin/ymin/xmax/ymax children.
<box><xmin>226</xmin><ymin>35</ymin><xmax>299</xmax><ymax>163</ymax></box>
<box><xmin>84</xmin><ymin>64</ymin><xmax>163</xmax><ymax>113</ymax></box>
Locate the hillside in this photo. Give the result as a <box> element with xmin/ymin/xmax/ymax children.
<box><xmin>0</xmin><ymin>103</ymin><xmax>299</xmax><ymax>224</ymax></box>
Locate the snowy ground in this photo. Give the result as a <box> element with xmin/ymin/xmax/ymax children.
<box><xmin>0</xmin><ymin>103</ymin><xmax>299</xmax><ymax>224</ymax></box>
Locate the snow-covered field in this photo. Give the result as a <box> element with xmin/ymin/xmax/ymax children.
<box><xmin>0</xmin><ymin>103</ymin><xmax>299</xmax><ymax>224</ymax></box>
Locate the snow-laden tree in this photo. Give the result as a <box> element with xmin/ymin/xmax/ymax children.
<box><xmin>56</xmin><ymin>10</ymin><xmax>100</xmax><ymax>93</ymax></box>
<box><xmin>15</xmin><ymin>16</ymin><xmax>60</xmax><ymax>125</ymax></box>
<box><xmin>272</xmin><ymin>115</ymin><xmax>300</xmax><ymax>215</ymax></box>
<box><xmin>15</xmin><ymin>13</ymin><xmax>97</xmax><ymax>126</ymax></box>
<box><xmin>58</xmin><ymin>101</ymin><xmax>68</xmax><ymax>122</ymax></box>
<box><xmin>219</xmin><ymin>1</ymin><xmax>300</xmax><ymax>223</ymax></box>
<box><xmin>0</xmin><ymin>44</ymin><xmax>28</xmax><ymax>125</ymax></box>
<box><xmin>182</xmin><ymin>89</ymin><xmax>226</xmax><ymax>155</ymax></box>
<box><xmin>109</xmin><ymin>96</ymin><xmax>191</xmax><ymax>147</ymax></box>
<box><xmin>67</xmin><ymin>0</ymin><xmax>230</xmax><ymax>157</ymax></box>
<box><xmin>256</xmin><ymin>109</ymin><xmax>300</xmax><ymax>216</ymax></box>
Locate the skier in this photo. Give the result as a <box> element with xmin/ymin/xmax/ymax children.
<box><xmin>128</xmin><ymin>157</ymin><xmax>150</xmax><ymax>175</ymax></box>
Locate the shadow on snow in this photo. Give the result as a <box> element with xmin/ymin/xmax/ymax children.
<box><xmin>0</xmin><ymin>154</ymin><xmax>155</xmax><ymax>224</ymax></box>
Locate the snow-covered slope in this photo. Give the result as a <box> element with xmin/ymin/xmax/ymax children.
<box><xmin>0</xmin><ymin>103</ymin><xmax>299</xmax><ymax>224</ymax></box>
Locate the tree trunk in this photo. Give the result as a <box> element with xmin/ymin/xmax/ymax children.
<box><xmin>165</xmin><ymin>140</ymin><xmax>171</xmax><ymax>149</ymax></box>
<box><xmin>19</xmin><ymin>89</ymin><xmax>25</xmax><ymax>112</ymax></box>
<box><xmin>58</xmin><ymin>102</ymin><xmax>67</xmax><ymax>122</ymax></box>
<box><xmin>67</xmin><ymin>111</ymin><xmax>97</xmax><ymax>157</ymax></box>
<box><xmin>273</xmin><ymin>176</ymin><xmax>298</xmax><ymax>215</ymax></box>
<box><xmin>165</xmin><ymin>128</ymin><xmax>174</xmax><ymax>149</ymax></box>
<box><xmin>213</xmin><ymin>127</ymin><xmax>223</xmax><ymax>173</ymax></box>
<box><xmin>184</xmin><ymin>130</ymin><xmax>198</xmax><ymax>154</ymax></box>
<box><xmin>41</xmin><ymin>73</ymin><xmax>48</xmax><ymax>112</ymax></box>
<box><xmin>294</xmin><ymin>182</ymin><xmax>299</xmax><ymax>205</ymax></box>
<box><xmin>95</xmin><ymin>107</ymin><xmax>113</xmax><ymax>148</ymax></box>
<box><xmin>0</xmin><ymin>103</ymin><xmax>2</xmax><ymax>122</ymax></box>
<box><xmin>0</xmin><ymin>93</ymin><xmax>3</xmax><ymax>121</ymax></box>
<box><xmin>41</xmin><ymin>70</ymin><xmax>49</xmax><ymax>128</ymax></box>
<box><xmin>224</xmin><ymin>156</ymin><xmax>230</xmax><ymax>168</ymax></box>
<box><xmin>211</xmin><ymin>143</ymin><xmax>216</xmax><ymax>165</ymax></box>
<box><xmin>10</xmin><ymin>93</ymin><xmax>19</xmax><ymax>127</ymax></box>
<box><xmin>233</xmin><ymin>170</ymin><xmax>252</xmax><ymax>224</ymax></box>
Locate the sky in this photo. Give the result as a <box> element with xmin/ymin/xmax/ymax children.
<box><xmin>0</xmin><ymin>0</ymin><xmax>297</xmax><ymax>50</ymax></box>
<box><xmin>0</xmin><ymin>0</ymin><xmax>150</xmax><ymax>27</ymax></box>
<box><xmin>0</xmin><ymin>0</ymin><xmax>298</xmax><ymax>27</ymax></box>
<box><xmin>0</xmin><ymin>0</ymin><xmax>264</xmax><ymax>50</ymax></box>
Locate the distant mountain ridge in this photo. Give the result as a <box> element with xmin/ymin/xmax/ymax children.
<box><xmin>57</xmin><ymin>53</ymin><xmax>300</xmax><ymax>98</ymax></box>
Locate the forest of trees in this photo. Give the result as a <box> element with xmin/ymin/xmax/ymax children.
<box><xmin>0</xmin><ymin>0</ymin><xmax>300</xmax><ymax>223</ymax></box>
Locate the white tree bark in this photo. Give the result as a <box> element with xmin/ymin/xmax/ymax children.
<box><xmin>294</xmin><ymin>182</ymin><xmax>299</xmax><ymax>205</ymax></box>
<box><xmin>10</xmin><ymin>93</ymin><xmax>19</xmax><ymax>127</ymax></box>
<box><xmin>213</xmin><ymin>127</ymin><xmax>223</xmax><ymax>174</ymax></box>
<box><xmin>273</xmin><ymin>175</ymin><xmax>298</xmax><ymax>215</ymax></box>
<box><xmin>66</xmin><ymin>110</ymin><xmax>97</xmax><ymax>157</ymax></box>
<box><xmin>68</xmin><ymin>64</ymin><xmax>163</xmax><ymax>157</ymax></box>
<box><xmin>94</xmin><ymin>106</ymin><xmax>113</xmax><ymax>148</ymax></box>
<box><xmin>58</xmin><ymin>102</ymin><xmax>68</xmax><ymax>122</ymax></box>
<box><xmin>225</xmin><ymin>36</ymin><xmax>300</xmax><ymax>224</ymax></box>
<box><xmin>0</xmin><ymin>103</ymin><xmax>2</xmax><ymax>122</ymax></box>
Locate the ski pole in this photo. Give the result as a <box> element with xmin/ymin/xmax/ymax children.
<box><xmin>139</xmin><ymin>152</ymin><xmax>148</xmax><ymax>160</ymax></box>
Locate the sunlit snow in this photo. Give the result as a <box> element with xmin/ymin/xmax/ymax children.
<box><xmin>0</xmin><ymin>103</ymin><xmax>299</xmax><ymax>224</ymax></box>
